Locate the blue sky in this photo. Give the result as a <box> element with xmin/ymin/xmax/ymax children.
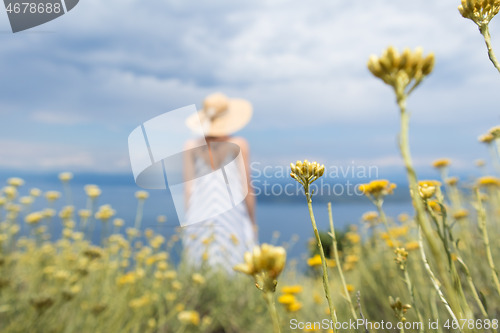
<box><xmin>0</xmin><ymin>0</ymin><xmax>499</xmax><ymax>181</ymax></box>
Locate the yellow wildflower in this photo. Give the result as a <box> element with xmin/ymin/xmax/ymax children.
<box><xmin>359</xmin><ymin>179</ymin><xmax>396</xmax><ymax>198</ymax></box>
<box><xmin>58</xmin><ymin>172</ymin><xmax>73</xmax><ymax>182</ymax></box>
<box><xmin>432</xmin><ymin>159</ymin><xmax>450</xmax><ymax>169</ymax></box>
<box><xmin>418</xmin><ymin>180</ymin><xmax>441</xmax><ymax>200</ymax></box>
<box><xmin>367</xmin><ymin>46</ymin><xmax>435</xmax><ymax>101</ymax></box>
<box><xmin>95</xmin><ymin>204</ymin><xmax>115</xmax><ymax>221</ymax></box>
<box><xmin>84</xmin><ymin>185</ymin><xmax>101</xmax><ymax>199</ymax></box>
<box><xmin>405</xmin><ymin>241</ymin><xmax>420</xmax><ymax>251</ymax></box>
<box><xmin>478</xmin><ymin>176</ymin><xmax>500</xmax><ymax>187</ymax></box>
<box><xmin>281</xmin><ymin>285</ymin><xmax>303</xmax><ymax>294</ymax></box>
<box><xmin>3</xmin><ymin>186</ymin><xmax>17</xmax><ymax>200</ymax></box>
<box><xmin>129</xmin><ymin>295</ymin><xmax>150</xmax><ymax>309</ymax></box>
<box><xmin>135</xmin><ymin>190</ymin><xmax>149</xmax><ymax>200</ymax></box>
<box><xmin>307</xmin><ymin>254</ymin><xmax>322</xmax><ymax>267</ymax></box>
<box><xmin>346</xmin><ymin>232</ymin><xmax>361</xmax><ymax>244</ymax></box>
<box><xmin>453</xmin><ymin>209</ymin><xmax>469</xmax><ymax>219</ymax></box>
<box><xmin>30</xmin><ymin>188</ymin><xmax>41</xmax><ymax>197</ymax></box>
<box><xmin>362</xmin><ymin>211</ymin><xmax>379</xmax><ymax>223</ymax></box>
<box><xmin>278</xmin><ymin>294</ymin><xmax>296</xmax><ymax>305</ymax></box>
<box><xmin>7</xmin><ymin>177</ymin><xmax>24</xmax><ymax>187</ymax></box>
<box><xmin>19</xmin><ymin>196</ymin><xmax>33</xmax><ymax>205</ymax></box>
<box><xmin>445</xmin><ymin>177</ymin><xmax>459</xmax><ymax>186</ymax></box>
<box><xmin>458</xmin><ymin>0</ymin><xmax>500</xmax><ymax>26</ymax></box>
<box><xmin>25</xmin><ymin>212</ymin><xmax>43</xmax><ymax>225</ymax></box>
<box><xmin>479</xmin><ymin>133</ymin><xmax>495</xmax><ymax>143</ymax></box>
<box><xmin>45</xmin><ymin>191</ymin><xmax>61</xmax><ymax>202</ymax></box>
<box><xmin>192</xmin><ymin>273</ymin><xmax>206</xmax><ymax>285</ymax></box>
<box><xmin>233</xmin><ymin>243</ymin><xmax>286</xmax><ymax>292</ymax></box>
<box><xmin>287</xmin><ymin>301</ymin><xmax>303</xmax><ymax>312</ymax></box>
<box><xmin>177</xmin><ymin>310</ymin><xmax>200</xmax><ymax>326</ymax></box>
<box><xmin>290</xmin><ymin>160</ymin><xmax>325</xmax><ymax>186</ymax></box>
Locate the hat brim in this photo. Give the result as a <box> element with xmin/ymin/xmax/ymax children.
<box><xmin>186</xmin><ymin>98</ymin><xmax>252</xmax><ymax>137</ymax></box>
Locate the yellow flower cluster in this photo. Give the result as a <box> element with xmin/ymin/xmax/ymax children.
<box><xmin>135</xmin><ymin>190</ymin><xmax>149</xmax><ymax>200</ymax></box>
<box><xmin>432</xmin><ymin>158</ymin><xmax>450</xmax><ymax>169</ymax></box>
<box><xmin>25</xmin><ymin>212</ymin><xmax>44</xmax><ymax>225</ymax></box>
<box><xmin>58</xmin><ymin>172</ymin><xmax>73</xmax><ymax>182</ymax></box>
<box><xmin>278</xmin><ymin>287</ymin><xmax>303</xmax><ymax>312</ymax></box>
<box><xmin>177</xmin><ymin>310</ymin><xmax>200</xmax><ymax>326</ymax></box>
<box><xmin>307</xmin><ymin>254</ymin><xmax>335</xmax><ymax>268</ymax></box>
<box><xmin>7</xmin><ymin>177</ymin><xmax>24</xmax><ymax>187</ymax></box>
<box><xmin>358</xmin><ymin>180</ymin><xmax>396</xmax><ymax>199</ymax></box>
<box><xmin>362</xmin><ymin>211</ymin><xmax>379</xmax><ymax>224</ymax></box>
<box><xmin>85</xmin><ymin>185</ymin><xmax>101</xmax><ymax>199</ymax></box>
<box><xmin>394</xmin><ymin>247</ymin><xmax>409</xmax><ymax>271</ymax></box>
<box><xmin>367</xmin><ymin>46</ymin><xmax>435</xmax><ymax>100</ymax></box>
<box><xmin>233</xmin><ymin>244</ymin><xmax>286</xmax><ymax>292</ymax></box>
<box><xmin>95</xmin><ymin>204</ymin><xmax>116</xmax><ymax>221</ymax></box>
<box><xmin>290</xmin><ymin>160</ymin><xmax>325</xmax><ymax>187</ymax></box>
<box><xmin>418</xmin><ymin>180</ymin><xmax>441</xmax><ymax>200</ymax></box>
<box><xmin>458</xmin><ymin>0</ymin><xmax>500</xmax><ymax>26</ymax></box>
<box><xmin>45</xmin><ymin>191</ymin><xmax>61</xmax><ymax>202</ymax></box>
<box><xmin>477</xmin><ymin>176</ymin><xmax>500</xmax><ymax>187</ymax></box>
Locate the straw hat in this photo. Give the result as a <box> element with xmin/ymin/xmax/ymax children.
<box><xmin>186</xmin><ymin>92</ymin><xmax>252</xmax><ymax>137</ymax></box>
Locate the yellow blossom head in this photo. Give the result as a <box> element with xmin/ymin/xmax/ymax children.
<box><xmin>458</xmin><ymin>0</ymin><xmax>500</xmax><ymax>26</ymax></box>
<box><xmin>418</xmin><ymin>180</ymin><xmax>441</xmax><ymax>200</ymax></box>
<box><xmin>7</xmin><ymin>177</ymin><xmax>24</xmax><ymax>187</ymax></box>
<box><xmin>281</xmin><ymin>285</ymin><xmax>303</xmax><ymax>294</ymax></box>
<box><xmin>45</xmin><ymin>191</ymin><xmax>61</xmax><ymax>202</ymax></box>
<box><xmin>362</xmin><ymin>211</ymin><xmax>379</xmax><ymax>224</ymax></box>
<box><xmin>58</xmin><ymin>172</ymin><xmax>73</xmax><ymax>183</ymax></box>
<box><xmin>477</xmin><ymin>176</ymin><xmax>500</xmax><ymax>187</ymax></box>
<box><xmin>135</xmin><ymin>190</ymin><xmax>149</xmax><ymax>200</ymax></box>
<box><xmin>290</xmin><ymin>160</ymin><xmax>325</xmax><ymax>188</ymax></box>
<box><xmin>177</xmin><ymin>310</ymin><xmax>200</xmax><ymax>326</ymax></box>
<box><xmin>233</xmin><ymin>243</ymin><xmax>286</xmax><ymax>292</ymax></box>
<box><xmin>25</xmin><ymin>212</ymin><xmax>44</xmax><ymax>225</ymax></box>
<box><xmin>368</xmin><ymin>46</ymin><xmax>435</xmax><ymax>101</ymax></box>
<box><xmin>359</xmin><ymin>180</ymin><xmax>396</xmax><ymax>200</ymax></box>
<box><xmin>432</xmin><ymin>158</ymin><xmax>450</xmax><ymax>169</ymax></box>
<box><xmin>84</xmin><ymin>185</ymin><xmax>101</xmax><ymax>199</ymax></box>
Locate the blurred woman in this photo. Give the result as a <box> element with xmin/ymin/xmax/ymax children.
<box><xmin>182</xmin><ymin>92</ymin><xmax>257</xmax><ymax>272</ymax></box>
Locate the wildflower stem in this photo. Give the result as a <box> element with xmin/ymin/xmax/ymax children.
<box><xmin>134</xmin><ymin>199</ymin><xmax>145</xmax><ymax>230</ymax></box>
<box><xmin>475</xmin><ymin>188</ymin><xmax>500</xmax><ymax>297</ymax></box>
<box><xmin>374</xmin><ymin>199</ymin><xmax>396</xmax><ymax>246</ymax></box>
<box><xmin>264</xmin><ymin>291</ymin><xmax>281</xmax><ymax>333</ymax></box>
<box><xmin>479</xmin><ymin>24</ymin><xmax>500</xmax><ymax>73</ymax></box>
<box><xmin>402</xmin><ymin>269</ymin><xmax>424</xmax><ymax>333</ymax></box>
<box><xmin>305</xmin><ymin>187</ymin><xmax>337</xmax><ymax>330</ymax></box>
<box><xmin>418</xmin><ymin>227</ymin><xmax>462</xmax><ymax>332</ymax></box>
<box><xmin>398</xmin><ymin>97</ymin><xmax>465</xmax><ymax>320</ymax></box>
<box><xmin>328</xmin><ymin>202</ymin><xmax>357</xmax><ymax>320</ymax></box>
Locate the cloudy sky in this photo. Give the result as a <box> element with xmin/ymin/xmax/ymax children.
<box><xmin>0</xmin><ymin>0</ymin><xmax>499</xmax><ymax>180</ymax></box>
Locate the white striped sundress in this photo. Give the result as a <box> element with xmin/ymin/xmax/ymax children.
<box><xmin>181</xmin><ymin>151</ymin><xmax>256</xmax><ymax>273</ymax></box>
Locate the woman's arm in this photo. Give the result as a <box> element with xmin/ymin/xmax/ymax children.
<box><xmin>183</xmin><ymin>140</ymin><xmax>196</xmax><ymax>211</ymax></box>
<box><xmin>231</xmin><ymin>137</ymin><xmax>256</xmax><ymax>228</ymax></box>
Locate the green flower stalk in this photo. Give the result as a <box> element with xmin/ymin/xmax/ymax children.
<box><xmin>328</xmin><ymin>202</ymin><xmax>357</xmax><ymax>320</ymax></box>
<box><xmin>290</xmin><ymin>160</ymin><xmax>338</xmax><ymax>330</ymax></box>
<box><xmin>475</xmin><ymin>187</ymin><xmax>500</xmax><ymax>297</ymax></box>
<box><xmin>368</xmin><ymin>46</ymin><xmax>469</xmax><ymax>321</ymax></box>
<box><xmin>134</xmin><ymin>191</ymin><xmax>149</xmax><ymax>230</ymax></box>
<box><xmin>458</xmin><ymin>0</ymin><xmax>500</xmax><ymax>72</ymax></box>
